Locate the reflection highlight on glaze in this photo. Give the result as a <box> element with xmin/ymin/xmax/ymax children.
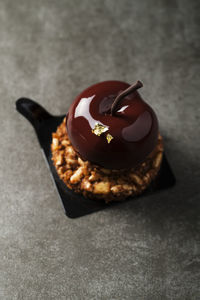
<box><xmin>74</xmin><ymin>95</ymin><xmax>99</xmax><ymax>128</ymax></box>
<box><xmin>117</xmin><ymin>105</ymin><xmax>129</xmax><ymax>113</ymax></box>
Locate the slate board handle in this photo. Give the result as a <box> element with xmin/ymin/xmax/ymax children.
<box><xmin>16</xmin><ymin>98</ymin><xmax>52</xmax><ymax>130</ymax></box>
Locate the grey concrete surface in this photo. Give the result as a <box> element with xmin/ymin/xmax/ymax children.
<box><xmin>0</xmin><ymin>0</ymin><xmax>200</xmax><ymax>299</ymax></box>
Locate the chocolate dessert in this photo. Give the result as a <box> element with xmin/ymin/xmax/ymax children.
<box><xmin>51</xmin><ymin>81</ymin><xmax>164</xmax><ymax>202</ymax></box>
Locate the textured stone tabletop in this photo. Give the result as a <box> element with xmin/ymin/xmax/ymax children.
<box><xmin>0</xmin><ymin>0</ymin><xmax>200</xmax><ymax>299</ymax></box>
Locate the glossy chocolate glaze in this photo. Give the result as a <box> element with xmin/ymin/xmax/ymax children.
<box><xmin>66</xmin><ymin>81</ymin><xmax>158</xmax><ymax>169</ymax></box>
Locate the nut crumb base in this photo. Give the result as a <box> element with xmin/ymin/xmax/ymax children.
<box><xmin>51</xmin><ymin>118</ymin><xmax>164</xmax><ymax>203</ymax></box>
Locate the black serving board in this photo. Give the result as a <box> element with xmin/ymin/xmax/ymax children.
<box><xmin>16</xmin><ymin>98</ymin><xmax>176</xmax><ymax>218</ymax></box>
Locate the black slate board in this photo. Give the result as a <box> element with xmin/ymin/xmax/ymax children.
<box><xmin>16</xmin><ymin>98</ymin><xmax>176</xmax><ymax>218</ymax></box>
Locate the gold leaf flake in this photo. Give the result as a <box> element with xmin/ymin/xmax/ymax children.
<box><xmin>106</xmin><ymin>134</ymin><xmax>113</xmax><ymax>144</ymax></box>
<box><xmin>92</xmin><ymin>123</ymin><xmax>108</xmax><ymax>136</ymax></box>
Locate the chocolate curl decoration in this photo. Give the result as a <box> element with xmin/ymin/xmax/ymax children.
<box><xmin>111</xmin><ymin>80</ymin><xmax>143</xmax><ymax>115</ymax></box>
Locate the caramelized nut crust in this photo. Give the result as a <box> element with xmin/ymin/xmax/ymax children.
<box><xmin>51</xmin><ymin>118</ymin><xmax>164</xmax><ymax>203</ymax></box>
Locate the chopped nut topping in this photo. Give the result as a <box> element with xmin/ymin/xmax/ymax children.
<box><xmin>81</xmin><ymin>179</ymin><xmax>92</xmax><ymax>191</ymax></box>
<box><xmin>93</xmin><ymin>182</ymin><xmax>110</xmax><ymax>194</ymax></box>
<box><xmin>129</xmin><ymin>174</ymin><xmax>143</xmax><ymax>186</ymax></box>
<box><xmin>66</xmin><ymin>158</ymin><xmax>77</xmax><ymax>167</ymax></box>
<box><xmin>55</xmin><ymin>154</ymin><xmax>64</xmax><ymax>166</ymax></box>
<box><xmin>51</xmin><ymin>119</ymin><xmax>164</xmax><ymax>203</ymax></box>
<box><xmin>52</xmin><ymin>138</ymin><xmax>59</xmax><ymax>150</ymax></box>
<box><xmin>61</xmin><ymin>140</ymin><xmax>70</xmax><ymax>146</ymax></box>
<box><xmin>53</xmin><ymin>138</ymin><xmax>59</xmax><ymax>146</ymax></box>
<box><xmin>88</xmin><ymin>172</ymin><xmax>100</xmax><ymax>182</ymax></box>
<box><xmin>78</xmin><ymin>157</ymin><xmax>85</xmax><ymax>166</ymax></box>
<box><xmin>153</xmin><ymin>152</ymin><xmax>163</xmax><ymax>168</ymax></box>
<box><xmin>70</xmin><ymin>167</ymin><xmax>84</xmax><ymax>184</ymax></box>
<box><xmin>92</xmin><ymin>123</ymin><xmax>108</xmax><ymax>136</ymax></box>
<box><xmin>111</xmin><ymin>185</ymin><xmax>122</xmax><ymax>193</ymax></box>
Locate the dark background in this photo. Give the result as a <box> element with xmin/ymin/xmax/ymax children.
<box><xmin>0</xmin><ymin>0</ymin><xmax>199</xmax><ymax>299</ymax></box>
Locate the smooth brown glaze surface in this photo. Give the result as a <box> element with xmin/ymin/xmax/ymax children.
<box><xmin>66</xmin><ymin>81</ymin><xmax>158</xmax><ymax>169</ymax></box>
